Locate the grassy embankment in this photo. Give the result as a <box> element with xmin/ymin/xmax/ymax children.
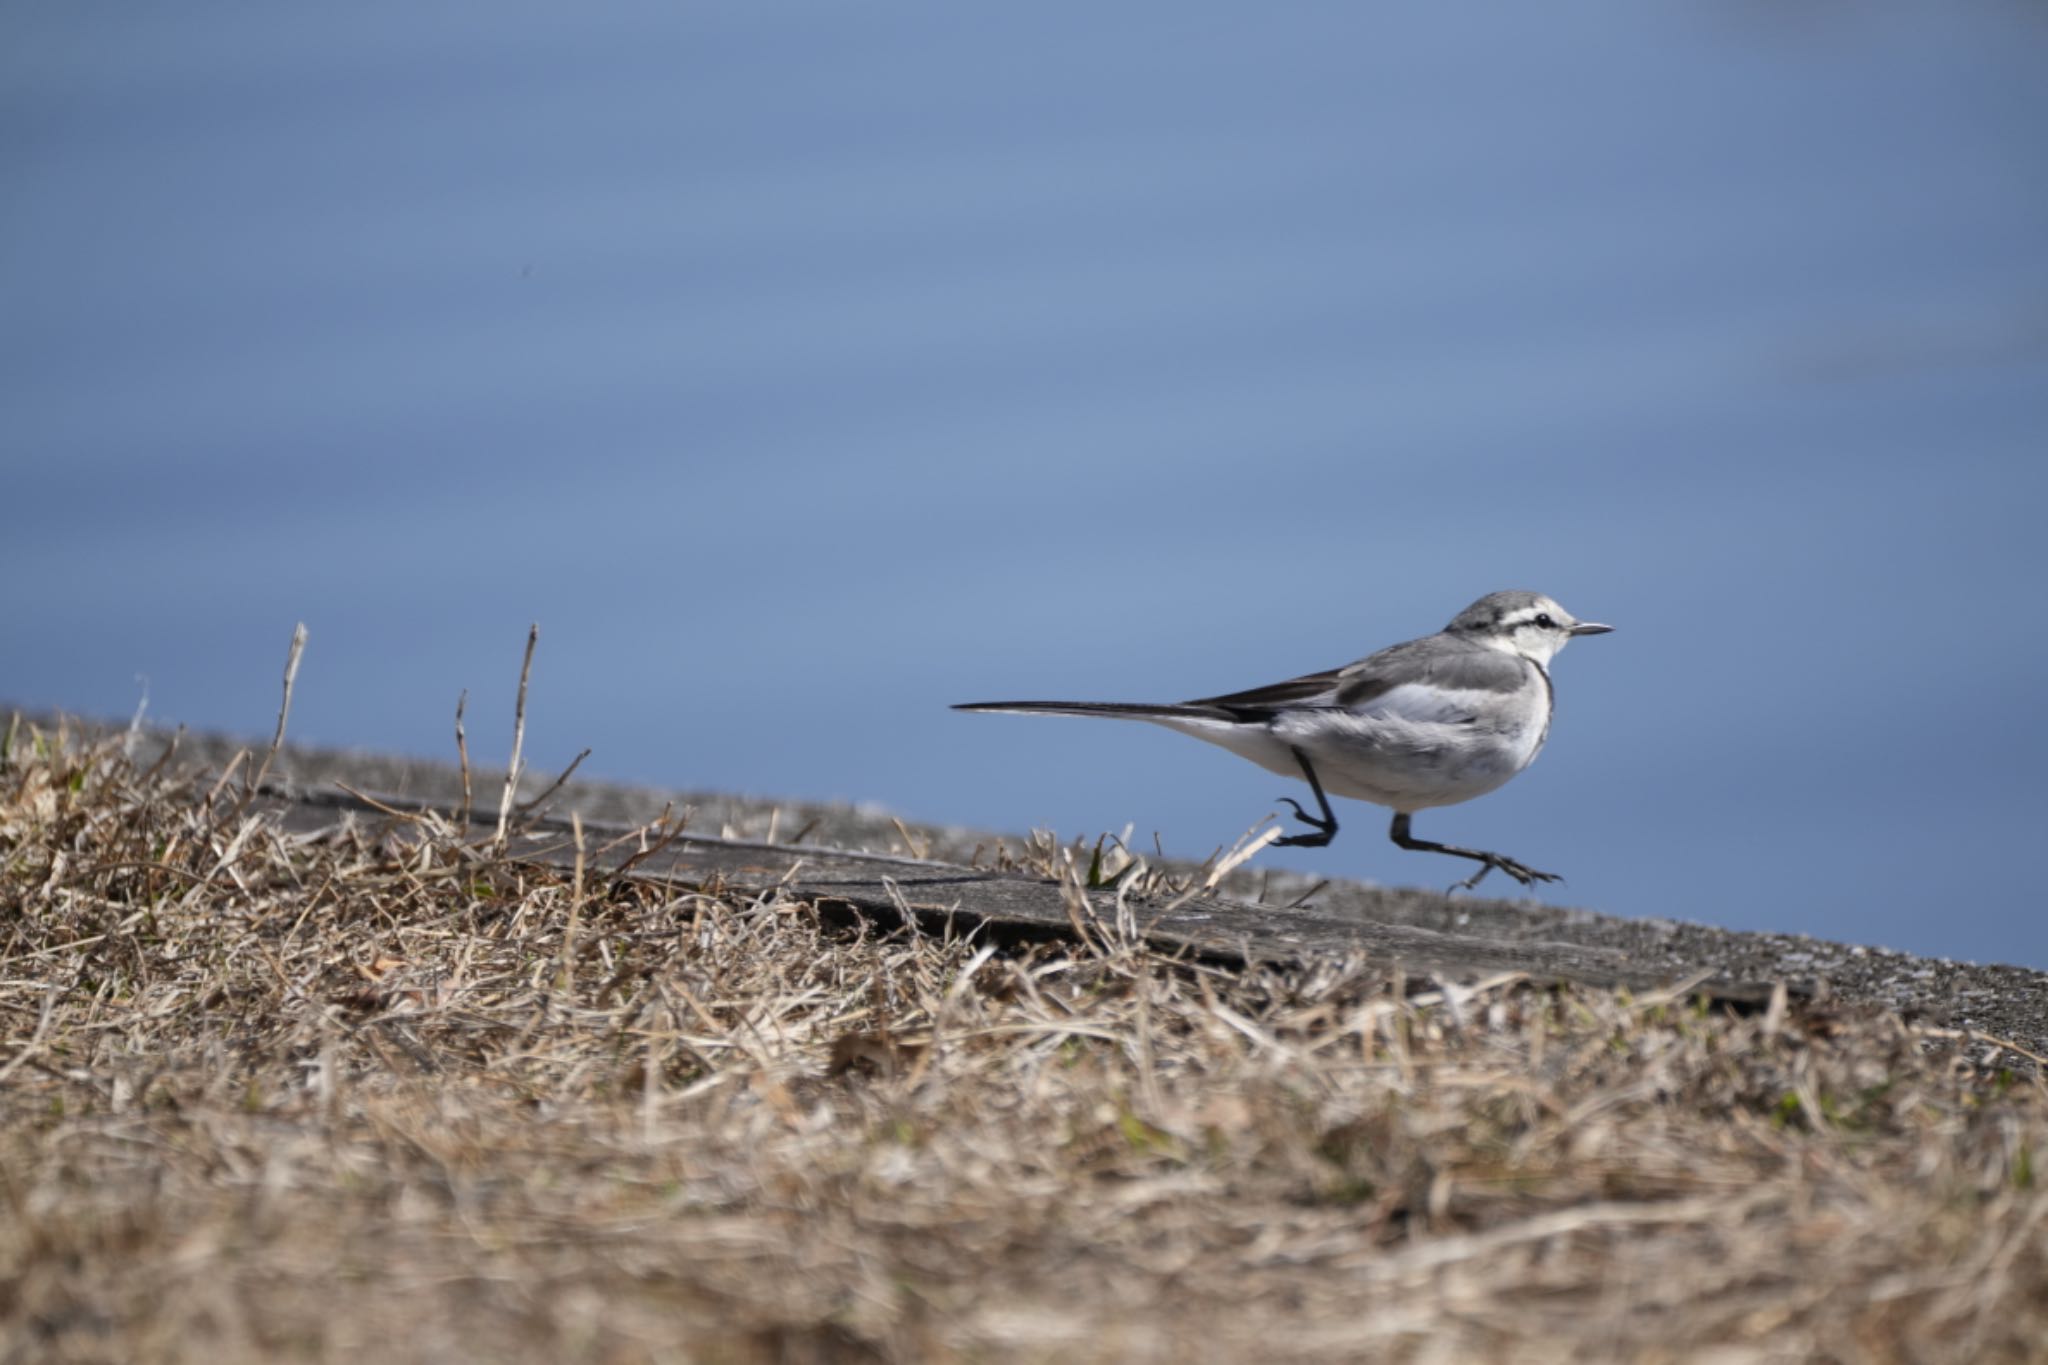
<box><xmin>2</xmin><ymin>714</ymin><xmax>2044</xmax><ymax>1362</ymax></box>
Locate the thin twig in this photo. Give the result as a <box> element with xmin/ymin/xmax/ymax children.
<box><xmin>1911</xmin><ymin>1025</ymin><xmax>2048</xmax><ymax>1071</ymax></box>
<box><xmin>203</xmin><ymin>750</ymin><xmax>248</xmax><ymax>813</ymax></box>
<box><xmin>61</xmin><ymin>859</ymin><xmax>214</xmax><ymax>888</ymax></box>
<box><xmin>455</xmin><ymin>689</ymin><xmax>473</xmax><ymax>829</ymax></box>
<box><xmin>557</xmin><ymin>812</ymin><xmax>585</xmax><ymax>994</ymax></box>
<box><xmin>123</xmin><ymin>678</ymin><xmax>150</xmax><ymax>760</ymax></box>
<box><xmin>0</xmin><ymin>986</ymin><xmax>65</xmax><ymax>1085</ymax></box>
<box><xmin>137</xmin><ymin>725</ymin><xmax>183</xmax><ymax>786</ymax></box>
<box><xmin>242</xmin><ymin>623</ymin><xmax>308</xmax><ymax>815</ymax></box>
<box><xmin>495</xmin><ymin>623</ymin><xmax>539</xmax><ymax>847</ymax></box>
<box><xmin>1201</xmin><ymin>821</ymin><xmax>1283</xmax><ymax>892</ymax></box>
<box><xmin>890</xmin><ymin>817</ymin><xmax>930</xmax><ymax>861</ymax></box>
<box><xmin>1282</xmin><ymin>879</ymin><xmax>1330</xmax><ymax>911</ymax></box>
<box><xmin>605</xmin><ymin>810</ymin><xmax>687</xmax><ymax>882</ymax></box>
<box><xmin>333</xmin><ymin>782</ymin><xmax>433</xmax><ymax>824</ymax></box>
<box><xmin>512</xmin><ymin>747</ymin><xmax>591</xmax><ymax>821</ymax></box>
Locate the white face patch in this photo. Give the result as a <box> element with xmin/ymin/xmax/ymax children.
<box><xmin>1496</xmin><ymin>598</ymin><xmax>1575</xmax><ymax>665</ymax></box>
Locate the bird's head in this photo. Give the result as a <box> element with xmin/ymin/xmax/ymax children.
<box><xmin>1447</xmin><ymin>590</ymin><xmax>1613</xmax><ymax>665</ymax></box>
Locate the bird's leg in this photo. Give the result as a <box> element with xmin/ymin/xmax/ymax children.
<box><xmin>1274</xmin><ymin>747</ymin><xmax>1340</xmax><ymax>847</ymax></box>
<box><xmin>1387</xmin><ymin>813</ymin><xmax>1560</xmax><ymax>891</ymax></box>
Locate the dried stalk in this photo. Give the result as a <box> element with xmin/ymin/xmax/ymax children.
<box><xmin>494</xmin><ymin>623</ymin><xmax>539</xmax><ymax>846</ymax></box>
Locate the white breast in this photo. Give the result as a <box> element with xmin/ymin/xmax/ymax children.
<box><xmin>1267</xmin><ymin>671</ymin><xmax>1552</xmax><ymax>812</ymax></box>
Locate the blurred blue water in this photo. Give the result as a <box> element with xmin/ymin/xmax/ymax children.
<box><xmin>6</xmin><ymin>2</ymin><xmax>2046</xmax><ymax>964</ymax></box>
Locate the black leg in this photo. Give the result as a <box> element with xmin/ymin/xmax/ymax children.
<box><xmin>1274</xmin><ymin>746</ymin><xmax>1339</xmax><ymax>848</ymax></box>
<box><xmin>1388</xmin><ymin>812</ymin><xmax>1560</xmax><ymax>891</ymax></box>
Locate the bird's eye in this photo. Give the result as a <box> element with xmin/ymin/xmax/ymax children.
<box><xmin>1534</xmin><ymin>613</ymin><xmax>1556</xmax><ymax>629</ymax></box>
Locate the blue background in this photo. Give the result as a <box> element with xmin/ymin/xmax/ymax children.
<box><xmin>6</xmin><ymin>4</ymin><xmax>2046</xmax><ymax>965</ymax></box>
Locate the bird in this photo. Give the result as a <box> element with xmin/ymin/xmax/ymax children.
<box><xmin>954</xmin><ymin>590</ymin><xmax>1612</xmax><ymax>890</ymax></box>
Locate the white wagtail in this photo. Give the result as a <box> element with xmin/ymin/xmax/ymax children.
<box><xmin>955</xmin><ymin>590</ymin><xmax>1612</xmax><ymax>889</ymax></box>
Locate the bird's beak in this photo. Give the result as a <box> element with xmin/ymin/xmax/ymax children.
<box><xmin>1569</xmin><ymin>621</ymin><xmax>1614</xmax><ymax>636</ymax></box>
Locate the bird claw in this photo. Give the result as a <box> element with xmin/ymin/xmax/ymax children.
<box><xmin>1273</xmin><ymin>796</ymin><xmax>1336</xmax><ymax>848</ymax></box>
<box><xmin>1449</xmin><ymin>855</ymin><xmax>1561</xmax><ymax>894</ymax></box>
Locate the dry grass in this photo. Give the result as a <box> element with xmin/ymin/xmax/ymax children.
<box><xmin>2</xmin><ymin>717</ymin><xmax>2044</xmax><ymax>1364</ymax></box>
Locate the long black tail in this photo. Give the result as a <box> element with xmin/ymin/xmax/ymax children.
<box><xmin>951</xmin><ymin>700</ymin><xmax>1229</xmax><ymax>721</ymax></box>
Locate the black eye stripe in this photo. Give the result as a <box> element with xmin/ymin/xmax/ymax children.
<box><xmin>1460</xmin><ymin>610</ymin><xmax>1567</xmax><ymax>634</ymax></box>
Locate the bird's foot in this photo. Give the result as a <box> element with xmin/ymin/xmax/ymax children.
<box><xmin>1273</xmin><ymin>797</ymin><xmax>1337</xmax><ymax>848</ymax></box>
<box><xmin>1449</xmin><ymin>854</ymin><xmax>1561</xmax><ymax>893</ymax></box>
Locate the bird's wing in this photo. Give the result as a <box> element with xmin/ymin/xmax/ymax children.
<box><xmin>1192</xmin><ymin>637</ymin><xmax>1531</xmax><ymax>723</ymax></box>
<box><xmin>1330</xmin><ymin>638</ymin><xmax>1534</xmax><ymax>717</ymax></box>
